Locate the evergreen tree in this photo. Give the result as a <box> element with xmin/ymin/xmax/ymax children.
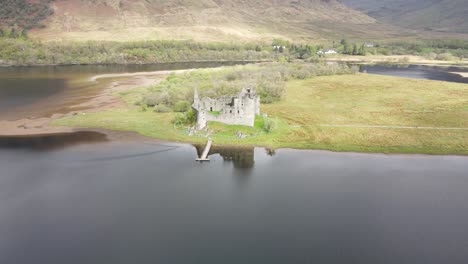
<box><xmin>358</xmin><ymin>44</ymin><xmax>366</xmax><ymax>55</ymax></box>
<box><xmin>343</xmin><ymin>43</ymin><xmax>352</xmax><ymax>54</ymax></box>
<box><xmin>352</xmin><ymin>44</ymin><xmax>358</xmax><ymax>55</ymax></box>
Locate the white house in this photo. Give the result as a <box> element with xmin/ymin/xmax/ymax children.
<box><xmin>317</xmin><ymin>49</ymin><xmax>337</xmax><ymax>55</ymax></box>
<box><xmin>273</xmin><ymin>45</ymin><xmax>286</xmax><ymax>51</ymax></box>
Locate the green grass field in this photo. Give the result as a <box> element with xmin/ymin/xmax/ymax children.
<box><xmin>54</xmin><ymin>74</ymin><xmax>468</xmax><ymax>154</ymax></box>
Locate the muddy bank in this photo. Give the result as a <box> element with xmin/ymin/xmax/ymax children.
<box><xmin>90</xmin><ymin>69</ymin><xmax>193</xmax><ymax>81</ymax></box>
<box><xmin>0</xmin><ymin>72</ymin><xmax>169</xmax><ymax>136</ymax></box>
<box><xmin>450</xmin><ymin>72</ymin><xmax>468</xmax><ymax>78</ymax></box>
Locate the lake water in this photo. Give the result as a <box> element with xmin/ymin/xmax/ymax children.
<box><xmin>0</xmin><ymin>133</ymin><xmax>468</xmax><ymax>263</ymax></box>
<box><xmin>359</xmin><ymin>64</ymin><xmax>468</xmax><ymax>83</ymax></box>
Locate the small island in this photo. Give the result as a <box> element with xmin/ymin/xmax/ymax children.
<box><xmin>53</xmin><ymin>62</ymin><xmax>468</xmax><ymax>155</ymax></box>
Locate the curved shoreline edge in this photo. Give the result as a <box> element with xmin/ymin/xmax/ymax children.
<box><xmin>89</xmin><ymin>69</ymin><xmax>194</xmax><ymax>81</ymax></box>
<box><xmin>450</xmin><ymin>72</ymin><xmax>468</xmax><ymax>78</ymax></box>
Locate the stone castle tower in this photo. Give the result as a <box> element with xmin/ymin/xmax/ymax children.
<box><xmin>192</xmin><ymin>88</ymin><xmax>260</xmax><ymax>130</ymax></box>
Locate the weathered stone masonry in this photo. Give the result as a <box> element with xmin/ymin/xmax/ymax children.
<box><xmin>192</xmin><ymin>88</ymin><xmax>260</xmax><ymax>129</ymax></box>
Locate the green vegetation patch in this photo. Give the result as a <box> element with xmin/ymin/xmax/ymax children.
<box><xmin>208</xmin><ymin>111</ymin><xmax>221</xmax><ymax>116</ymax></box>
<box><xmin>0</xmin><ymin>39</ymin><xmax>274</xmax><ymax>65</ymax></box>
<box><xmin>140</xmin><ymin>62</ymin><xmax>358</xmax><ymax>110</ymax></box>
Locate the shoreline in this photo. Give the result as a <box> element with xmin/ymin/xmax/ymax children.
<box><xmin>2</xmin><ymin>129</ymin><xmax>466</xmax><ymax>158</ymax></box>
<box><xmin>450</xmin><ymin>72</ymin><xmax>468</xmax><ymax>78</ymax></box>
<box><xmin>0</xmin><ymin>60</ymin><xmax>266</xmax><ymax>68</ymax></box>
<box><xmin>0</xmin><ymin>73</ymin><xmax>169</xmax><ymax>136</ymax></box>
<box><xmin>90</xmin><ymin>69</ymin><xmax>194</xmax><ymax>81</ymax></box>
<box><xmin>0</xmin><ymin>65</ymin><xmax>224</xmax><ymax>137</ymax></box>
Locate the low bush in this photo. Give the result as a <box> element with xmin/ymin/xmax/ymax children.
<box><xmin>436</xmin><ymin>53</ymin><xmax>460</xmax><ymax>61</ymax></box>
<box><xmin>173</xmin><ymin>109</ymin><xmax>197</xmax><ymax>126</ymax></box>
<box><xmin>153</xmin><ymin>105</ymin><xmax>172</xmax><ymax>113</ymax></box>
<box><xmin>173</xmin><ymin>101</ymin><xmax>191</xmax><ymax>112</ymax></box>
<box><xmin>262</xmin><ymin>116</ymin><xmax>277</xmax><ymax>133</ymax></box>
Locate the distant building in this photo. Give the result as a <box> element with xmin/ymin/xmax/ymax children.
<box><xmin>273</xmin><ymin>46</ymin><xmax>286</xmax><ymax>51</ymax></box>
<box><xmin>364</xmin><ymin>43</ymin><xmax>375</xmax><ymax>48</ymax></box>
<box><xmin>192</xmin><ymin>88</ymin><xmax>260</xmax><ymax>130</ymax></box>
<box><xmin>317</xmin><ymin>49</ymin><xmax>337</xmax><ymax>55</ymax></box>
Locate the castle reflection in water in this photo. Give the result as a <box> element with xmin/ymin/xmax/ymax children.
<box><xmin>194</xmin><ymin>144</ymin><xmax>273</xmax><ymax>169</ymax></box>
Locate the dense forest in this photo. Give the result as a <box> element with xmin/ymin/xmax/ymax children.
<box><xmin>0</xmin><ymin>37</ymin><xmax>324</xmax><ymax>65</ymax></box>
<box><xmin>0</xmin><ymin>35</ymin><xmax>466</xmax><ymax>66</ymax></box>
<box><xmin>0</xmin><ymin>38</ymin><xmax>276</xmax><ymax>65</ymax></box>
<box><xmin>330</xmin><ymin>39</ymin><xmax>468</xmax><ymax>60</ymax></box>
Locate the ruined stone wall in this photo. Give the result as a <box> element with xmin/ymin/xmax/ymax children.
<box><xmin>193</xmin><ymin>89</ymin><xmax>260</xmax><ymax>129</ymax></box>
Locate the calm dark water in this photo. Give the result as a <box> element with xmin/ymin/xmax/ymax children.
<box><xmin>0</xmin><ymin>134</ymin><xmax>468</xmax><ymax>264</ymax></box>
<box><xmin>359</xmin><ymin>64</ymin><xmax>468</xmax><ymax>83</ymax></box>
<box><xmin>0</xmin><ymin>62</ymin><xmax>247</xmax><ymax>120</ymax></box>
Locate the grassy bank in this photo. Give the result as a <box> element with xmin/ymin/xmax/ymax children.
<box><xmin>54</xmin><ymin>73</ymin><xmax>468</xmax><ymax>155</ymax></box>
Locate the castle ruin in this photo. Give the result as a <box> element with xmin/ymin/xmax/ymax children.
<box><xmin>192</xmin><ymin>88</ymin><xmax>260</xmax><ymax>130</ymax></box>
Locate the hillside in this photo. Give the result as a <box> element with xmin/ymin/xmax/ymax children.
<box><xmin>2</xmin><ymin>0</ymin><xmax>467</xmax><ymax>42</ymax></box>
<box><xmin>27</xmin><ymin>0</ymin><xmax>405</xmax><ymax>42</ymax></box>
<box><xmin>340</xmin><ymin>0</ymin><xmax>468</xmax><ymax>33</ymax></box>
<box><xmin>0</xmin><ymin>0</ymin><xmax>53</xmax><ymax>30</ymax></box>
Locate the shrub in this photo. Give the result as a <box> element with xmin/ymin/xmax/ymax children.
<box><xmin>173</xmin><ymin>109</ymin><xmax>196</xmax><ymax>126</ymax></box>
<box><xmin>436</xmin><ymin>53</ymin><xmax>459</xmax><ymax>61</ymax></box>
<box><xmin>142</xmin><ymin>62</ymin><xmax>357</xmax><ymax>110</ymax></box>
<box><xmin>262</xmin><ymin>116</ymin><xmax>276</xmax><ymax>133</ymax></box>
<box><xmin>173</xmin><ymin>101</ymin><xmax>191</xmax><ymax>112</ymax></box>
<box><xmin>424</xmin><ymin>52</ymin><xmax>438</xmax><ymax>60</ymax></box>
<box><xmin>398</xmin><ymin>57</ymin><xmax>411</xmax><ymax>63</ymax></box>
<box><xmin>142</xmin><ymin>91</ymin><xmax>171</xmax><ymax>106</ymax></box>
<box><xmin>153</xmin><ymin>105</ymin><xmax>171</xmax><ymax>113</ymax></box>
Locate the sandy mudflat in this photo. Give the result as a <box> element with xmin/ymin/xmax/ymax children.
<box><xmin>0</xmin><ymin>71</ymin><xmax>178</xmax><ymax>136</ymax></box>
<box><xmin>450</xmin><ymin>72</ymin><xmax>468</xmax><ymax>78</ymax></box>
<box><xmin>90</xmin><ymin>69</ymin><xmax>192</xmax><ymax>81</ymax></box>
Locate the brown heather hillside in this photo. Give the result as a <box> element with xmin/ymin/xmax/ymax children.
<box><xmin>4</xmin><ymin>0</ymin><xmax>467</xmax><ymax>42</ymax></box>
<box><xmin>340</xmin><ymin>0</ymin><xmax>468</xmax><ymax>34</ymax></box>
<box><xmin>0</xmin><ymin>0</ymin><xmax>53</xmax><ymax>30</ymax></box>
<box><xmin>27</xmin><ymin>0</ymin><xmax>402</xmax><ymax>42</ymax></box>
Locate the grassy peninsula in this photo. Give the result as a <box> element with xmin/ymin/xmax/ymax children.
<box><xmin>53</xmin><ymin>63</ymin><xmax>468</xmax><ymax>155</ymax></box>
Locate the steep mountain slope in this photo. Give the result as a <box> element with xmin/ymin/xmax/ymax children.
<box><xmin>29</xmin><ymin>0</ymin><xmax>403</xmax><ymax>41</ymax></box>
<box><xmin>340</xmin><ymin>0</ymin><xmax>468</xmax><ymax>33</ymax></box>
<box><xmin>0</xmin><ymin>0</ymin><xmax>54</xmax><ymax>30</ymax></box>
